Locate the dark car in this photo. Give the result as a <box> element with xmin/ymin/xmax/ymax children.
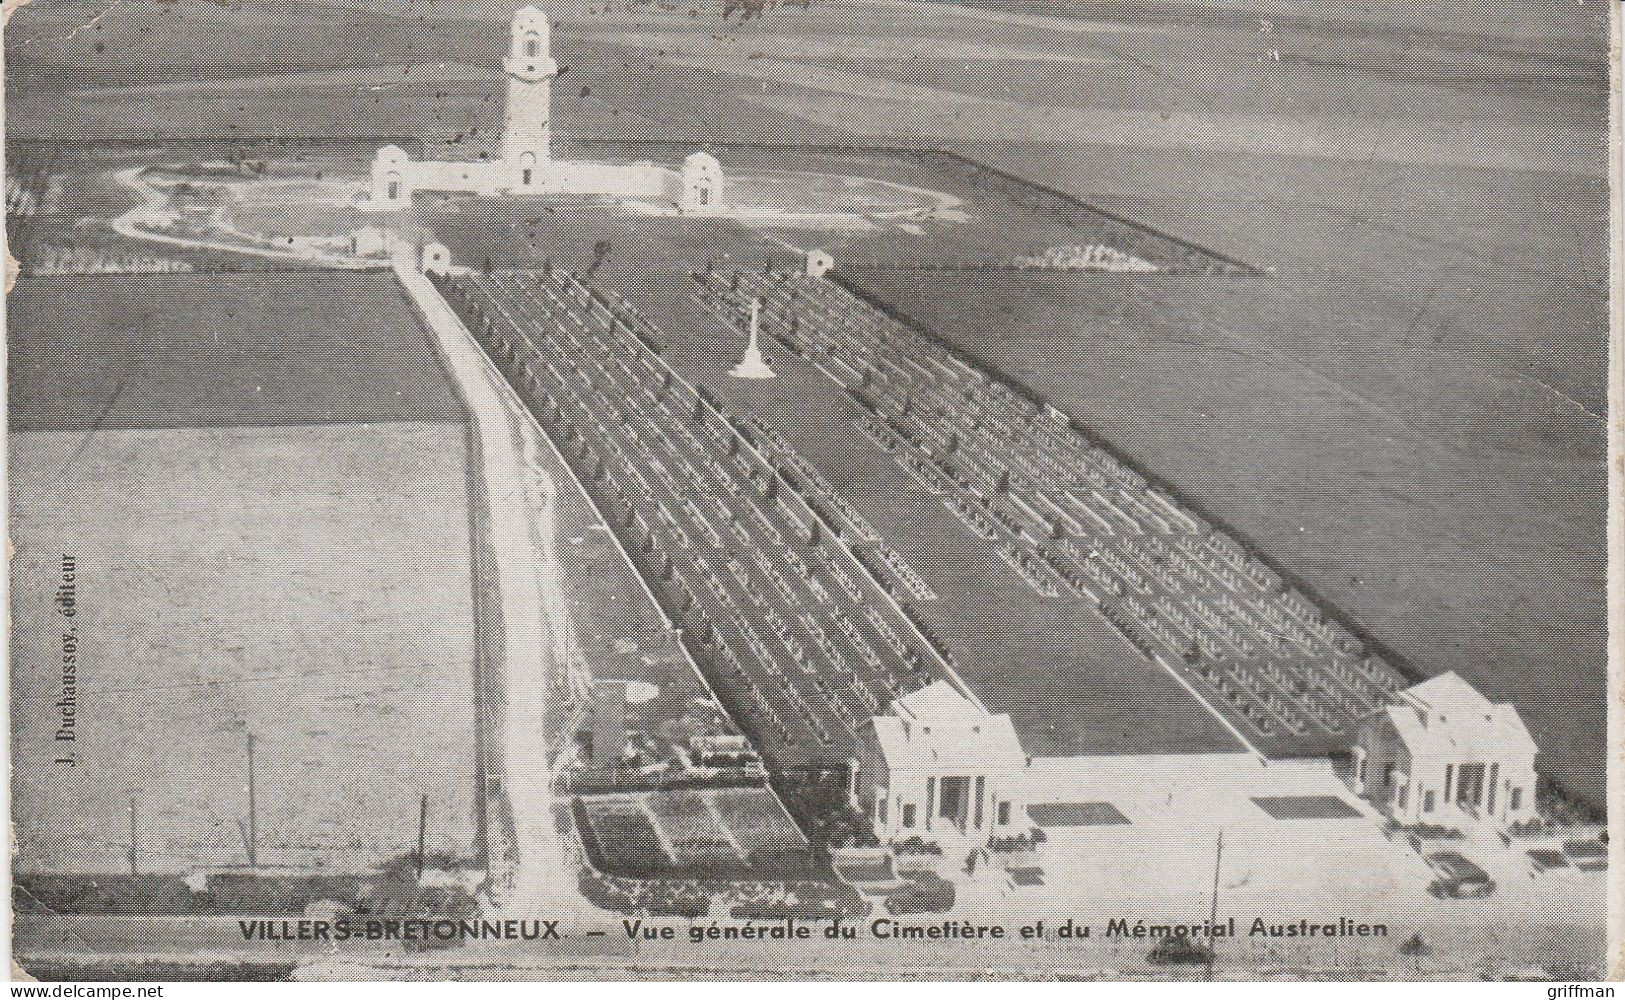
<box><xmin>884</xmin><ymin>872</ymin><xmax>955</xmax><ymax>915</ymax></box>
<box><xmin>1148</xmin><ymin>932</ymin><xmax>1214</xmax><ymax>966</ymax></box>
<box><xmin>1426</xmin><ymin>851</ymin><xmax>1496</xmax><ymax>898</ymax></box>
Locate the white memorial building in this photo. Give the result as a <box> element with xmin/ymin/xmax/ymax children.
<box><xmin>852</xmin><ymin>681</ymin><xmax>1029</xmax><ymax>843</ymax></box>
<box><xmin>1350</xmin><ymin>671</ymin><xmax>1539</xmax><ymax>827</ymax></box>
<box><xmin>367</xmin><ymin>5</ymin><xmax>722</xmax><ymax>212</ymax></box>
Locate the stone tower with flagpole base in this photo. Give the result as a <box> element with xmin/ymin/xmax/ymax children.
<box><xmin>503</xmin><ymin>5</ymin><xmax>557</xmax><ymax>188</ymax></box>
<box><xmin>365</xmin><ymin>5</ymin><xmax>723</xmax><ymax>211</ymax></box>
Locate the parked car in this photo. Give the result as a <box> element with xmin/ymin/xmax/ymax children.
<box><xmin>1562</xmin><ymin>839</ymin><xmax>1608</xmax><ymax>871</ymax></box>
<box><xmin>1425</xmin><ymin>851</ymin><xmax>1496</xmax><ymax>898</ymax></box>
<box><xmin>1148</xmin><ymin>932</ymin><xmax>1214</xmax><ymax>966</ymax></box>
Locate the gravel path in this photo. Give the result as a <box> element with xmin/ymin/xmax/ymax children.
<box><xmin>397</xmin><ymin>258</ymin><xmax>583</xmax><ymax>917</ymax></box>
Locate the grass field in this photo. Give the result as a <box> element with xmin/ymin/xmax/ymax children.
<box><xmin>8</xmin><ymin>270</ymin><xmax>482</xmax><ymax>874</ymax></box>
<box><xmin>10</xmin><ymin>421</ymin><xmax>475</xmax><ymax>873</ymax></box>
<box><xmin>423</xmin><ymin>198</ymin><xmax>780</xmax><ymax>276</ymax></box>
<box><xmin>8</xmin><ymin>274</ymin><xmax>463</xmax><ymax>431</ymax></box>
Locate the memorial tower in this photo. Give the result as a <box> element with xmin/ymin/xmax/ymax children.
<box><xmin>503</xmin><ymin>5</ymin><xmax>558</xmax><ymax>180</ymax></box>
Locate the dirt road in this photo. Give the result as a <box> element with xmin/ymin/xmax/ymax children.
<box><xmin>110</xmin><ymin>165</ymin><xmax>381</xmax><ymax>268</ymax></box>
<box><xmin>397</xmin><ymin>258</ymin><xmax>586</xmax><ymax>917</ymax></box>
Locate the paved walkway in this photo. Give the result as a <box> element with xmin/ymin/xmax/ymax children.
<box><xmin>940</xmin><ymin>750</ymin><xmax>1604</xmax><ymax>969</ymax></box>
<box><xmin>1006</xmin><ymin>754</ymin><xmax>1427</xmax><ymax>911</ymax></box>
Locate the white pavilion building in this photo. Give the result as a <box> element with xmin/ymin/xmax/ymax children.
<box><xmin>1350</xmin><ymin>671</ymin><xmax>1539</xmax><ymax>827</ymax></box>
<box><xmin>852</xmin><ymin>681</ymin><xmax>1029</xmax><ymax>844</ymax></box>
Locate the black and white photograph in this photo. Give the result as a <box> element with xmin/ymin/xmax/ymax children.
<box><xmin>3</xmin><ymin>0</ymin><xmax>1616</xmax><ymax>983</ymax></box>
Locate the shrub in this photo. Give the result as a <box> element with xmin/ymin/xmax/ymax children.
<box><xmin>892</xmin><ymin>836</ymin><xmax>942</xmax><ymax>856</ymax></box>
<box><xmin>1402</xmin><ymin>823</ymin><xmax>1464</xmax><ymax>841</ymax></box>
<box><xmin>885</xmin><ymin>872</ymin><xmax>954</xmax><ymax>915</ymax></box>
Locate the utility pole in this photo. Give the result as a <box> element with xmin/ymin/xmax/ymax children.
<box><xmin>416</xmin><ymin>793</ymin><xmax>430</xmax><ymax>879</ymax></box>
<box><xmin>127</xmin><ymin>795</ymin><xmax>139</xmax><ymax>876</ymax></box>
<box><xmin>1206</xmin><ymin>830</ymin><xmax>1224</xmax><ymax>981</ymax></box>
<box><xmin>246</xmin><ymin>732</ymin><xmax>258</xmax><ymax>868</ymax></box>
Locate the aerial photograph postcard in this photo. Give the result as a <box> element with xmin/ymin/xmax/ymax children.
<box><xmin>4</xmin><ymin>0</ymin><xmax>1615</xmax><ymax>983</ymax></box>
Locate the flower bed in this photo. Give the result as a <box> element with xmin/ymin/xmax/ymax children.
<box><xmin>577</xmin><ymin>870</ymin><xmax>710</xmax><ymax>918</ymax></box>
<box><xmin>710</xmin><ymin>788</ymin><xmax>807</xmax><ymax>855</ymax></box>
<box><xmin>578</xmin><ymin>799</ymin><xmax>673</xmax><ymax>875</ymax></box>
